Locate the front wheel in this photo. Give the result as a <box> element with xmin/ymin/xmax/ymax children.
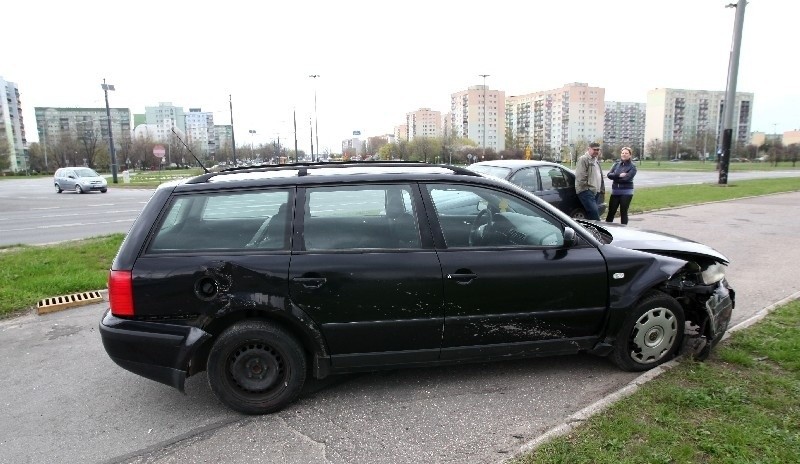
<box><xmin>612</xmin><ymin>291</ymin><xmax>685</xmax><ymax>371</ymax></box>
<box><xmin>207</xmin><ymin>320</ymin><xmax>306</xmax><ymax>414</ymax></box>
<box><xmin>75</xmin><ymin>185</ymin><xmax>84</xmax><ymax>194</ymax></box>
<box><xmin>569</xmin><ymin>208</ymin><xmax>587</xmax><ymax>220</ymax></box>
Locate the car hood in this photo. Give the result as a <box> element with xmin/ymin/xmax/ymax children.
<box><xmin>585</xmin><ymin>221</ymin><xmax>730</xmax><ymax>265</ymax></box>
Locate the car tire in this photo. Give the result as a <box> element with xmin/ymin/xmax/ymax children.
<box><xmin>612</xmin><ymin>291</ymin><xmax>685</xmax><ymax>371</ymax></box>
<box><xmin>569</xmin><ymin>208</ymin><xmax>587</xmax><ymax>219</ymax></box>
<box><xmin>55</xmin><ymin>183</ymin><xmax>62</xmax><ymax>193</ymax></box>
<box><xmin>75</xmin><ymin>185</ymin><xmax>84</xmax><ymax>194</ymax></box>
<box><xmin>207</xmin><ymin>320</ymin><xmax>306</xmax><ymax>415</ymax></box>
<box><xmin>101</xmin><ymin>188</ymin><xmax>108</xmax><ymax>193</ymax></box>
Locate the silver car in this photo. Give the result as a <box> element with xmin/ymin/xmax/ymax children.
<box><xmin>54</xmin><ymin>167</ymin><xmax>108</xmax><ymax>194</ymax></box>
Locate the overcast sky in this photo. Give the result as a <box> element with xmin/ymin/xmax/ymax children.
<box><xmin>6</xmin><ymin>0</ymin><xmax>797</xmax><ymax>153</ymax></box>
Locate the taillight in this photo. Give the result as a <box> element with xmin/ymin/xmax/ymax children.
<box><xmin>108</xmin><ymin>270</ymin><xmax>134</xmax><ymax>317</ymax></box>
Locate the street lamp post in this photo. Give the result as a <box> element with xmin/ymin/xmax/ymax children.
<box><xmin>229</xmin><ymin>94</ymin><xmax>238</xmax><ymax>166</ymax></box>
<box><xmin>719</xmin><ymin>0</ymin><xmax>747</xmax><ymax>185</ymax></box>
<box><xmin>479</xmin><ymin>74</ymin><xmax>490</xmax><ymax>158</ymax></box>
<box><xmin>309</xmin><ymin>74</ymin><xmax>320</xmax><ymax>162</ymax></box>
<box><xmin>101</xmin><ymin>79</ymin><xmax>118</xmax><ymax>183</ymax></box>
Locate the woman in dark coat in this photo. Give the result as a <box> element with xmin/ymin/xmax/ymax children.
<box><xmin>605</xmin><ymin>147</ymin><xmax>637</xmax><ymax>225</ymax></box>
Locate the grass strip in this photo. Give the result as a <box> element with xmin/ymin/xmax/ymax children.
<box><xmin>0</xmin><ymin>234</ymin><xmax>124</xmax><ymax>318</ymax></box>
<box><xmin>512</xmin><ymin>300</ymin><xmax>800</xmax><ymax>464</ymax></box>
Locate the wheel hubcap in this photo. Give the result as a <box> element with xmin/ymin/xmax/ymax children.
<box><xmin>229</xmin><ymin>343</ymin><xmax>283</xmax><ymax>392</ymax></box>
<box><xmin>630</xmin><ymin>307</ymin><xmax>677</xmax><ymax>364</ymax></box>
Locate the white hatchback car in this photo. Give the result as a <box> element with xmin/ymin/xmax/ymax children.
<box><xmin>54</xmin><ymin>167</ymin><xmax>108</xmax><ymax>194</ymax></box>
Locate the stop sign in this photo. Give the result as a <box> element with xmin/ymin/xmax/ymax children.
<box><xmin>153</xmin><ymin>145</ymin><xmax>166</xmax><ymax>158</ymax></box>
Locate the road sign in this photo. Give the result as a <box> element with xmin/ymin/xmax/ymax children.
<box><xmin>353</xmin><ymin>131</ymin><xmax>361</xmax><ymax>136</ymax></box>
<box><xmin>153</xmin><ymin>145</ymin><xmax>166</xmax><ymax>158</ymax></box>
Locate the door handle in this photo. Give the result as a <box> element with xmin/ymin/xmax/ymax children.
<box><xmin>447</xmin><ymin>273</ymin><xmax>478</xmax><ymax>284</ymax></box>
<box><xmin>292</xmin><ymin>277</ymin><xmax>327</xmax><ymax>289</ymax></box>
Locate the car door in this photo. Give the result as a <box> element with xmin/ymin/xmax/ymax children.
<box><xmin>288</xmin><ymin>183</ymin><xmax>445</xmax><ymax>368</ymax></box>
<box><xmin>62</xmin><ymin>169</ymin><xmax>77</xmax><ymax>190</ymax></box>
<box><xmin>423</xmin><ymin>182</ymin><xmax>608</xmax><ymax>360</ymax></box>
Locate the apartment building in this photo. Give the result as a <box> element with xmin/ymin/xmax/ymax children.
<box><xmin>1</xmin><ymin>77</ymin><xmax>27</xmax><ymax>172</ymax></box>
<box><xmin>405</xmin><ymin>108</ymin><xmax>442</xmax><ymax>140</ymax></box>
<box><xmin>644</xmin><ymin>88</ymin><xmax>754</xmax><ymax>158</ymax></box>
<box><xmin>451</xmin><ymin>85</ymin><xmax>505</xmax><ymax>152</ymax></box>
<box><xmin>185</xmin><ymin>108</ymin><xmax>216</xmax><ymax>155</ymax></box>
<box><xmin>34</xmin><ymin>106</ymin><xmax>131</xmax><ymax>159</ymax></box>
<box><xmin>604</xmin><ymin>101</ymin><xmax>646</xmax><ymax>156</ymax></box>
<box><xmin>394</xmin><ymin>124</ymin><xmax>408</xmax><ymax>142</ymax></box>
<box><xmin>506</xmin><ymin>83</ymin><xmax>604</xmax><ymax>160</ymax></box>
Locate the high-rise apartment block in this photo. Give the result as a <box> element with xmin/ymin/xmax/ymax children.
<box><xmin>506</xmin><ymin>83</ymin><xmax>604</xmax><ymax>160</ymax></box>
<box><xmin>604</xmin><ymin>102</ymin><xmax>646</xmax><ymax>155</ymax></box>
<box><xmin>1</xmin><ymin>77</ymin><xmax>28</xmax><ymax>172</ymax></box>
<box><xmin>405</xmin><ymin>108</ymin><xmax>442</xmax><ymax>140</ymax></box>
<box><xmin>451</xmin><ymin>85</ymin><xmax>505</xmax><ymax>152</ymax></box>
<box><xmin>139</xmin><ymin>103</ymin><xmax>216</xmax><ymax>155</ymax></box>
<box><xmin>34</xmin><ymin>106</ymin><xmax>131</xmax><ymax>160</ymax></box>
<box><xmin>644</xmin><ymin>88</ymin><xmax>753</xmax><ymax>158</ymax></box>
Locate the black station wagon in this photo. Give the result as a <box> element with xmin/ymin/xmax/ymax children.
<box><xmin>100</xmin><ymin>162</ymin><xmax>734</xmax><ymax>414</ymax></box>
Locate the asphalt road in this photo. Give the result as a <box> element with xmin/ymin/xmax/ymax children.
<box><xmin>2</xmin><ymin>191</ymin><xmax>800</xmax><ymax>464</ymax></box>
<box><xmin>2</xmin><ymin>170</ymin><xmax>799</xmax><ymax>247</ymax></box>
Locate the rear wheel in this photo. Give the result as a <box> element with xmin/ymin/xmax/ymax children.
<box><xmin>612</xmin><ymin>291</ymin><xmax>685</xmax><ymax>371</ymax></box>
<box><xmin>55</xmin><ymin>183</ymin><xmax>62</xmax><ymax>193</ymax></box>
<box><xmin>75</xmin><ymin>185</ymin><xmax>84</xmax><ymax>194</ymax></box>
<box><xmin>207</xmin><ymin>320</ymin><xmax>306</xmax><ymax>414</ymax></box>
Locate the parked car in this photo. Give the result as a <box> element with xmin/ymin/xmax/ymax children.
<box><xmin>53</xmin><ymin>167</ymin><xmax>108</xmax><ymax>193</ymax></box>
<box><xmin>100</xmin><ymin>161</ymin><xmax>734</xmax><ymax>414</ymax></box>
<box><xmin>468</xmin><ymin>160</ymin><xmax>606</xmax><ymax>219</ymax></box>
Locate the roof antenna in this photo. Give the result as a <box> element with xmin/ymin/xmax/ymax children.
<box><xmin>171</xmin><ymin>128</ymin><xmax>209</xmax><ymax>174</ymax></box>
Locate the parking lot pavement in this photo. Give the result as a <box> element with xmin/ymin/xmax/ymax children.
<box><xmin>2</xmin><ymin>192</ymin><xmax>800</xmax><ymax>464</ymax></box>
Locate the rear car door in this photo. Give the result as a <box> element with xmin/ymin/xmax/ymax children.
<box><xmin>288</xmin><ymin>183</ymin><xmax>444</xmax><ymax>368</ymax></box>
<box><xmin>423</xmin><ymin>182</ymin><xmax>608</xmax><ymax>360</ymax></box>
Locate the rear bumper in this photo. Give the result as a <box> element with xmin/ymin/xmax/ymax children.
<box><xmin>99</xmin><ymin>309</ymin><xmax>211</xmax><ymax>391</ymax></box>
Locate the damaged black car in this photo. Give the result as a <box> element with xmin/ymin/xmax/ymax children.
<box><xmin>100</xmin><ymin>162</ymin><xmax>734</xmax><ymax>414</ymax></box>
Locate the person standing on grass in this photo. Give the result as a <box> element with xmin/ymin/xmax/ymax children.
<box><xmin>605</xmin><ymin>146</ymin><xmax>637</xmax><ymax>225</ymax></box>
<box><xmin>575</xmin><ymin>142</ymin><xmax>605</xmax><ymax>220</ymax></box>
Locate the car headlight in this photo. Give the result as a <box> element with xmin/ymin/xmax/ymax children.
<box><xmin>701</xmin><ymin>263</ymin><xmax>726</xmax><ymax>285</ymax></box>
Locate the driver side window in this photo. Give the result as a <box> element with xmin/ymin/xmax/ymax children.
<box><xmin>427</xmin><ymin>184</ymin><xmax>564</xmax><ymax>248</ymax></box>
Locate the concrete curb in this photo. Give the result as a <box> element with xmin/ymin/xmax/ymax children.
<box><xmin>504</xmin><ymin>290</ymin><xmax>800</xmax><ymax>462</ymax></box>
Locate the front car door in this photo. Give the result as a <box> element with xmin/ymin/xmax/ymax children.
<box><xmin>288</xmin><ymin>183</ymin><xmax>444</xmax><ymax>368</ymax></box>
<box><xmin>423</xmin><ymin>182</ymin><xmax>608</xmax><ymax>360</ymax></box>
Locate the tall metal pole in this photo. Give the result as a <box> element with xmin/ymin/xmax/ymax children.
<box><xmin>293</xmin><ymin>108</ymin><xmax>299</xmax><ymax>163</ymax></box>
<box><xmin>101</xmin><ymin>79</ymin><xmax>118</xmax><ymax>183</ymax></box>
<box><xmin>479</xmin><ymin>74</ymin><xmax>489</xmax><ymax>159</ymax></box>
<box><xmin>229</xmin><ymin>94</ymin><xmax>237</xmax><ymax>166</ymax></box>
<box><xmin>719</xmin><ymin>0</ymin><xmax>747</xmax><ymax>185</ymax></box>
<box><xmin>309</xmin><ymin>117</ymin><xmax>314</xmax><ymax>161</ymax></box>
<box><xmin>309</xmin><ymin>75</ymin><xmax>320</xmax><ymax>162</ymax></box>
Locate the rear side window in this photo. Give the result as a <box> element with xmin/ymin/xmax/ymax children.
<box><xmin>303</xmin><ymin>185</ymin><xmax>420</xmax><ymax>250</ymax></box>
<box><xmin>509</xmin><ymin>168</ymin><xmax>539</xmax><ymax>191</ymax></box>
<box><xmin>149</xmin><ymin>189</ymin><xmax>291</xmax><ymax>252</ymax></box>
<box><xmin>539</xmin><ymin>167</ymin><xmax>569</xmax><ymax>189</ymax></box>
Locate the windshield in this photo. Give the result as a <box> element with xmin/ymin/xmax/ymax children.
<box><xmin>74</xmin><ymin>168</ymin><xmax>100</xmax><ymax>178</ymax></box>
<box><xmin>469</xmin><ymin>165</ymin><xmax>511</xmax><ymax>179</ymax></box>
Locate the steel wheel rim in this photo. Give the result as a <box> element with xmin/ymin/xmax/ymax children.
<box><xmin>630</xmin><ymin>307</ymin><xmax>678</xmax><ymax>364</ymax></box>
<box><xmin>228</xmin><ymin>342</ymin><xmax>285</xmax><ymax>394</ymax></box>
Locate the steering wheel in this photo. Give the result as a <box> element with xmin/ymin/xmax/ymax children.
<box><xmin>469</xmin><ymin>208</ymin><xmax>494</xmax><ymax>246</ymax></box>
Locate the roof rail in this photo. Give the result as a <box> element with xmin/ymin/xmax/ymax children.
<box><xmin>186</xmin><ymin>160</ymin><xmax>481</xmax><ymax>184</ymax></box>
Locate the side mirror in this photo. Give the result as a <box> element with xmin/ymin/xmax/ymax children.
<box><xmin>563</xmin><ymin>227</ymin><xmax>576</xmax><ymax>247</ymax></box>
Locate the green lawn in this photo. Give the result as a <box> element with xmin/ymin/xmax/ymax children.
<box><xmin>512</xmin><ymin>300</ymin><xmax>800</xmax><ymax>464</ymax></box>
